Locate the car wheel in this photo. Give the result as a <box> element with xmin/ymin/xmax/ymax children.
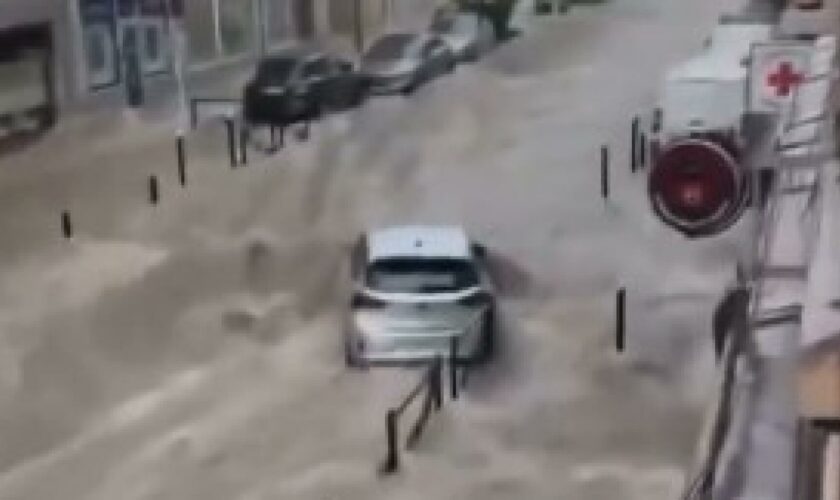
<box><xmin>345</xmin><ymin>338</ymin><xmax>362</xmax><ymax>368</ymax></box>
<box><xmin>401</xmin><ymin>79</ymin><xmax>417</xmax><ymax>96</ymax></box>
<box><xmin>353</xmin><ymin>85</ymin><xmax>368</xmax><ymax>107</ymax></box>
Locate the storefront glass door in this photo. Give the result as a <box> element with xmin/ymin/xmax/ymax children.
<box><xmin>80</xmin><ymin>0</ymin><xmax>119</xmax><ymax>89</ymax></box>
<box><xmin>80</xmin><ymin>0</ymin><xmax>173</xmax><ymax>90</ymax></box>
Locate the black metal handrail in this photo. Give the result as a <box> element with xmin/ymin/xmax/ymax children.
<box><xmin>379</xmin><ymin>356</ymin><xmax>443</xmax><ymax>475</ymax></box>
<box><xmin>378</xmin><ymin>307</ymin><xmax>488</xmax><ymax>475</ymax></box>
<box><xmin>680</xmin><ymin>291</ymin><xmax>751</xmax><ymax>500</ymax></box>
<box><xmin>189</xmin><ymin>97</ymin><xmax>241</xmax><ymax>129</ymax></box>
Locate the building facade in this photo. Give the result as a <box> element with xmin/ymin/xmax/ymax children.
<box><xmin>0</xmin><ymin>0</ymin><xmax>422</xmax><ymax>130</ymax></box>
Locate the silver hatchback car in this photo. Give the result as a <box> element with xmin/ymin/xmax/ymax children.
<box><xmin>345</xmin><ymin>226</ymin><xmax>496</xmax><ymax>367</ymax></box>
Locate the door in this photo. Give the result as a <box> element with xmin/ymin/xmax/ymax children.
<box><xmin>121</xmin><ymin>24</ymin><xmax>144</xmax><ymax>106</ymax></box>
<box><xmin>84</xmin><ymin>23</ymin><xmax>119</xmax><ymax>88</ymax></box>
<box><xmin>137</xmin><ymin>18</ymin><xmax>170</xmax><ymax>74</ymax></box>
<box><xmin>300</xmin><ymin>56</ymin><xmax>332</xmax><ymax>106</ymax></box>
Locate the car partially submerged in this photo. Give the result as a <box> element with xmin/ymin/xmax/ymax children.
<box><xmin>360</xmin><ymin>33</ymin><xmax>455</xmax><ymax>95</ymax></box>
<box><xmin>346</xmin><ymin>226</ymin><xmax>496</xmax><ymax>366</ymax></box>
<box><xmin>243</xmin><ymin>48</ymin><xmax>368</xmax><ymax>126</ymax></box>
<box><xmin>429</xmin><ymin>9</ymin><xmax>495</xmax><ymax>62</ymax></box>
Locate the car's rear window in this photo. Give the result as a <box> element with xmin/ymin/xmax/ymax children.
<box><xmin>431</xmin><ymin>14</ymin><xmax>478</xmax><ymax>35</ymax></box>
<box><xmin>256</xmin><ymin>57</ymin><xmax>297</xmax><ymax>82</ymax></box>
<box><xmin>364</xmin><ymin>34</ymin><xmax>415</xmax><ymax>60</ymax></box>
<box><xmin>366</xmin><ymin>258</ymin><xmax>478</xmax><ymax>293</ymax></box>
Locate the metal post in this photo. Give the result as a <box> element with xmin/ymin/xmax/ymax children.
<box><xmin>176</xmin><ymin>135</ymin><xmax>186</xmax><ymax>186</ymax></box>
<box><xmin>61</xmin><ymin>210</ymin><xmax>72</xmax><ymax>239</ymax></box>
<box><xmin>149</xmin><ymin>175</ymin><xmax>159</xmax><ymax>205</ymax></box>
<box><xmin>450</xmin><ymin>336</ymin><xmax>459</xmax><ymax>400</ymax></box>
<box><xmin>190</xmin><ymin>100</ymin><xmax>198</xmax><ymax>129</ymax></box>
<box><xmin>601</xmin><ymin>145</ymin><xmax>609</xmax><ymax>200</ymax></box>
<box><xmin>239</xmin><ymin>126</ymin><xmax>248</xmax><ymax>165</ymax></box>
<box><xmin>166</xmin><ymin>0</ymin><xmax>190</xmax><ymax>135</ymax></box>
<box><xmin>296</xmin><ymin>121</ymin><xmax>310</xmax><ymax>142</ymax></box>
<box><xmin>631</xmin><ymin>116</ymin><xmax>639</xmax><ymax>173</ymax></box>
<box><xmin>353</xmin><ymin>0</ymin><xmax>364</xmax><ymax>53</ymax></box>
<box><xmin>616</xmin><ymin>287</ymin><xmax>626</xmax><ymax>352</ymax></box>
<box><xmin>383</xmin><ymin>409</ymin><xmax>399</xmax><ymax>474</ymax></box>
<box><xmin>432</xmin><ymin>356</ymin><xmax>443</xmax><ymax>410</ymax></box>
<box><xmin>226</xmin><ymin>119</ymin><xmax>237</xmax><ymax>168</ymax></box>
<box><xmin>640</xmin><ymin>133</ymin><xmax>647</xmax><ymax>168</ymax></box>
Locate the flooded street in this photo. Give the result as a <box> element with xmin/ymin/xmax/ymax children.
<box><xmin>0</xmin><ymin>0</ymin><xmax>750</xmax><ymax>498</ymax></box>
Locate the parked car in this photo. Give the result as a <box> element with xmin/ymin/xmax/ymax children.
<box><xmin>345</xmin><ymin>225</ymin><xmax>496</xmax><ymax>367</ymax></box>
<box><xmin>360</xmin><ymin>33</ymin><xmax>456</xmax><ymax>95</ymax></box>
<box><xmin>243</xmin><ymin>49</ymin><xmax>369</xmax><ymax>126</ymax></box>
<box><xmin>429</xmin><ymin>9</ymin><xmax>495</xmax><ymax>61</ymax></box>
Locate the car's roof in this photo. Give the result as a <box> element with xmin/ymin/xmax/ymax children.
<box><xmin>367</xmin><ymin>225</ymin><xmax>471</xmax><ymax>261</ymax></box>
<box><xmin>369</xmin><ymin>32</ymin><xmax>431</xmax><ymax>47</ymax></box>
<box><xmin>261</xmin><ymin>47</ymin><xmax>325</xmax><ymax>64</ymax></box>
<box><xmin>375</xmin><ymin>31</ymin><xmax>420</xmax><ymax>40</ymax></box>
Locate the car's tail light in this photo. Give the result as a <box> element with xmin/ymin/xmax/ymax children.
<box><xmin>457</xmin><ymin>291</ymin><xmax>492</xmax><ymax>307</ymax></box>
<box><xmin>351</xmin><ymin>292</ymin><xmax>387</xmax><ymax>309</ymax></box>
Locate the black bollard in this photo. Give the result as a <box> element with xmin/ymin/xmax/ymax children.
<box><xmin>239</xmin><ymin>126</ymin><xmax>248</xmax><ymax>165</ymax></box>
<box><xmin>225</xmin><ymin>119</ymin><xmax>237</xmax><ymax>168</ymax></box>
<box><xmin>432</xmin><ymin>357</ymin><xmax>443</xmax><ymax>410</ymax></box>
<box><xmin>640</xmin><ymin>133</ymin><xmax>647</xmax><ymax>168</ymax></box>
<box><xmin>631</xmin><ymin>117</ymin><xmax>639</xmax><ymax>173</ymax></box>
<box><xmin>270</xmin><ymin>125</ymin><xmax>283</xmax><ymax>150</ymax></box>
<box><xmin>601</xmin><ymin>145</ymin><xmax>609</xmax><ymax>201</ymax></box>
<box><xmin>296</xmin><ymin>121</ymin><xmax>310</xmax><ymax>142</ymax></box>
<box><xmin>616</xmin><ymin>288</ymin><xmax>626</xmax><ymax>352</ymax></box>
<box><xmin>176</xmin><ymin>135</ymin><xmax>187</xmax><ymax>187</ymax></box>
<box><xmin>449</xmin><ymin>336</ymin><xmax>459</xmax><ymax>400</ymax></box>
<box><xmin>61</xmin><ymin>210</ymin><xmax>72</xmax><ymax>239</ymax></box>
<box><xmin>149</xmin><ymin>175</ymin><xmax>159</xmax><ymax>205</ymax></box>
<box><xmin>382</xmin><ymin>410</ymin><xmax>399</xmax><ymax>474</ymax></box>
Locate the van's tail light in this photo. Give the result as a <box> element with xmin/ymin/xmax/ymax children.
<box><xmin>351</xmin><ymin>292</ymin><xmax>387</xmax><ymax>309</ymax></box>
<box><xmin>457</xmin><ymin>291</ymin><xmax>492</xmax><ymax>307</ymax></box>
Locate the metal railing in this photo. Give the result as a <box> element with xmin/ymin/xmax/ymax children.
<box><xmin>679</xmin><ymin>290</ymin><xmax>752</xmax><ymax>500</ymax></box>
<box><xmin>189</xmin><ymin>97</ymin><xmax>241</xmax><ymax>130</ymax></box>
<box><xmin>378</xmin><ymin>307</ymin><xmax>488</xmax><ymax>475</ymax></box>
<box><xmin>379</xmin><ymin>356</ymin><xmax>444</xmax><ymax>475</ymax></box>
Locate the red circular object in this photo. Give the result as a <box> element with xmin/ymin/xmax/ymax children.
<box><xmin>649</xmin><ymin>139</ymin><xmax>745</xmax><ymax>236</ymax></box>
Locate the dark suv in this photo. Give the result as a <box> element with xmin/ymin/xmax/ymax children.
<box><xmin>243</xmin><ymin>50</ymin><xmax>369</xmax><ymax>126</ymax></box>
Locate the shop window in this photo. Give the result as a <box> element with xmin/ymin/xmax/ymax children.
<box><xmin>183</xmin><ymin>0</ymin><xmax>217</xmax><ymax>62</ymax></box>
<box><xmin>86</xmin><ymin>31</ymin><xmax>107</xmax><ymax>72</ymax></box>
<box><xmin>79</xmin><ymin>0</ymin><xmax>119</xmax><ymax>88</ymax></box>
<box><xmin>219</xmin><ymin>0</ymin><xmax>256</xmax><ymax>56</ymax></box>
<box><xmin>329</xmin><ymin>0</ymin><xmax>355</xmax><ymax>36</ymax></box>
<box><xmin>144</xmin><ymin>25</ymin><xmax>159</xmax><ymax>61</ymax></box>
<box><xmin>118</xmin><ymin>0</ymin><xmax>139</xmax><ymax>17</ymax></box>
<box><xmin>266</xmin><ymin>0</ymin><xmax>292</xmax><ymax>46</ymax></box>
<box><xmin>83</xmin><ymin>24</ymin><xmax>118</xmax><ymax>88</ymax></box>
